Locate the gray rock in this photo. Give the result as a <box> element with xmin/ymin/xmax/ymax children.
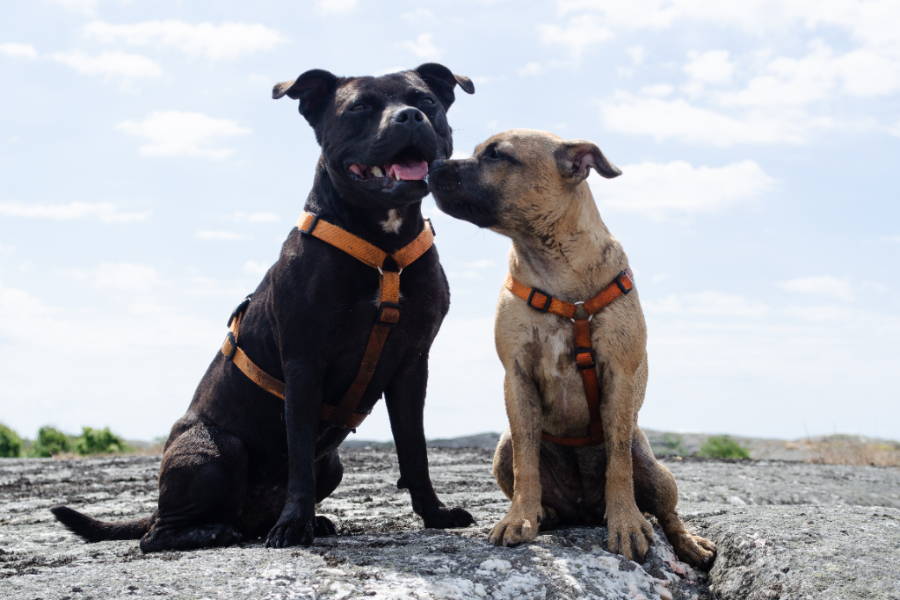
<box><xmin>1</xmin><ymin>449</ymin><xmax>898</xmax><ymax>599</ymax></box>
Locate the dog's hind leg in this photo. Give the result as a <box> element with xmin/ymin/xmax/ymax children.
<box><xmin>139</xmin><ymin>422</ymin><xmax>247</xmax><ymax>553</ymax></box>
<box><xmin>312</xmin><ymin>449</ymin><xmax>343</xmax><ymax>536</ymax></box>
<box><xmin>632</xmin><ymin>428</ymin><xmax>716</xmax><ymax>569</ymax></box>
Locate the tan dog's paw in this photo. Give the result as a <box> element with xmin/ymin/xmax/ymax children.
<box><xmin>488</xmin><ymin>507</ymin><xmax>542</xmax><ymax>546</ymax></box>
<box><xmin>670</xmin><ymin>532</ymin><xmax>717</xmax><ymax>569</ymax></box>
<box><xmin>607</xmin><ymin>508</ymin><xmax>654</xmax><ymax>562</ymax></box>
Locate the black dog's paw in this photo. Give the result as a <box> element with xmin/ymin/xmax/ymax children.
<box><xmin>422</xmin><ymin>506</ymin><xmax>476</xmax><ymax>529</ymax></box>
<box><xmin>314</xmin><ymin>515</ymin><xmax>337</xmax><ymax>537</ymax></box>
<box><xmin>265</xmin><ymin>514</ymin><xmax>314</xmax><ymax>548</ymax></box>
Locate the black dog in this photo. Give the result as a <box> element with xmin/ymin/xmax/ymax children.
<box><xmin>51</xmin><ymin>63</ymin><xmax>476</xmax><ymax>552</ymax></box>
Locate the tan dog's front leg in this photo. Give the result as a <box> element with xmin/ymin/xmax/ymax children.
<box><xmin>489</xmin><ymin>367</ymin><xmax>544</xmax><ymax>546</ymax></box>
<box><xmin>602</xmin><ymin>367</ymin><xmax>654</xmax><ymax>561</ymax></box>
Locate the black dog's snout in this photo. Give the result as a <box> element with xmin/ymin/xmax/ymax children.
<box><xmin>393</xmin><ymin>107</ymin><xmax>425</xmax><ymax>125</ymax></box>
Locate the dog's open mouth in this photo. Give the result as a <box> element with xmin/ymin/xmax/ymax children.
<box><xmin>348</xmin><ymin>147</ymin><xmax>429</xmax><ymax>186</ymax></box>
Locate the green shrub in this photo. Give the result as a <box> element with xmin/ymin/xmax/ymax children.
<box><xmin>30</xmin><ymin>426</ymin><xmax>73</xmax><ymax>457</ymax></box>
<box><xmin>0</xmin><ymin>423</ymin><xmax>23</xmax><ymax>458</ymax></box>
<box><xmin>698</xmin><ymin>435</ymin><xmax>750</xmax><ymax>460</ymax></box>
<box><xmin>74</xmin><ymin>427</ymin><xmax>130</xmax><ymax>455</ymax></box>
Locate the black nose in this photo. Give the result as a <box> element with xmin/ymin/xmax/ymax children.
<box><xmin>393</xmin><ymin>107</ymin><xmax>425</xmax><ymax>125</ymax></box>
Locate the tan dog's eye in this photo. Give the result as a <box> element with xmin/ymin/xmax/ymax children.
<box><xmin>349</xmin><ymin>102</ymin><xmax>369</xmax><ymax>112</ymax></box>
<box><xmin>482</xmin><ymin>144</ymin><xmax>518</xmax><ymax>165</ymax></box>
<box><xmin>483</xmin><ymin>145</ymin><xmax>501</xmax><ymax>160</ymax></box>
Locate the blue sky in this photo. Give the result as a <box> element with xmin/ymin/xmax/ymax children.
<box><xmin>2</xmin><ymin>0</ymin><xmax>899</xmax><ymax>442</ymax></box>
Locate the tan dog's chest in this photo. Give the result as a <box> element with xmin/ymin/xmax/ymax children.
<box><xmin>496</xmin><ymin>290</ymin><xmax>648</xmax><ymax>439</ymax></box>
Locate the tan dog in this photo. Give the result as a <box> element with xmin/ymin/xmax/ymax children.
<box><xmin>428</xmin><ymin>129</ymin><xmax>716</xmax><ymax>567</ymax></box>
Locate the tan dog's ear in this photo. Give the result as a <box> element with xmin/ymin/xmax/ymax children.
<box><xmin>555</xmin><ymin>140</ymin><xmax>622</xmax><ymax>183</ymax></box>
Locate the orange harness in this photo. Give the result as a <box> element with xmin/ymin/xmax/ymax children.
<box><xmin>221</xmin><ymin>212</ymin><xmax>435</xmax><ymax>431</ymax></box>
<box><xmin>506</xmin><ymin>269</ymin><xmax>634</xmax><ymax>446</ymax></box>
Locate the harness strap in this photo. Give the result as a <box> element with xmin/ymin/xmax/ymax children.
<box><xmin>506</xmin><ymin>269</ymin><xmax>634</xmax><ymax>447</ymax></box>
<box><xmin>220</xmin><ymin>213</ymin><xmax>435</xmax><ymax>432</ymax></box>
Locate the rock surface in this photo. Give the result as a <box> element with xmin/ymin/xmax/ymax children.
<box><xmin>1</xmin><ymin>448</ymin><xmax>898</xmax><ymax>599</ymax></box>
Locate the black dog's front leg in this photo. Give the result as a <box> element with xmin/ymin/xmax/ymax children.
<box><xmin>385</xmin><ymin>355</ymin><xmax>475</xmax><ymax>529</ymax></box>
<box><xmin>266</xmin><ymin>359</ymin><xmax>321</xmax><ymax>548</ymax></box>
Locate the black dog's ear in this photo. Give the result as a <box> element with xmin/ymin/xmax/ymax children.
<box><xmin>555</xmin><ymin>140</ymin><xmax>622</xmax><ymax>183</ymax></box>
<box><xmin>272</xmin><ymin>69</ymin><xmax>339</xmax><ymax>127</ymax></box>
<box><xmin>414</xmin><ymin>63</ymin><xmax>475</xmax><ymax>109</ymax></box>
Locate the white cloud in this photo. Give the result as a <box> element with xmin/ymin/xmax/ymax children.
<box><xmin>400</xmin><ymin>33</ymin><xmax>440</xmax><ymax>59</ymax></box>
<box><xmin>555</xmin><ymin>0</ymin><xmax>900</xmax><ymax>38</ymax></box>
<box><xmin>0</xmin><ymin>282</ymin><xmax>225</xmax><ymax>439</ymax></box>
<box><xmin>684</xmin><ymin>50</ymin><xmax>734</xmax><ymax>84</ymax></box>
<box><xmin>718</xmin><ymin>42</ymin><xmax>900</xmax><ymax>109</ymax></box>
<box><xmin>590</xmin><ymin>160</ymin><xmax>774</xmax><ymax>220</ymax></box>
<box><xmin>69</xmin><ymin>263</ymin><xmax>163</xmax><ymax>294</ymax></box>
<box><xmin>783</xmin><ymin>305</ymin><xmax>856</xmax><ymax>322</ymax></box>
<box><xmin>779</xmin><ymin>276</ymin><xmax>854</xmax><ymax>301</ymax></box>
<box><xmin>315</xmin><ymin>0</ymin><xmax>358</xmax><ymax>14</ymax></box>
<box><xmin>195</xmin><ymin>230</ymin><xmax>249</xmax><ymax>241</ymax></box>
<box><xmin>626</xmin><ymin>45</ymin><xmax>645</xmax><ymax>65</ymax></box>
<box><xmin>646</xmin><ymin>291</ymin><xmax>769</xmax><ymax>318</ymax></box>
<box><xmin>84</xmin><ymin>20</ymin><xmax>286</xmax><ymax>60</ymax></box>
<box><xmin>48</xmin><ymin>0</ymin><xmax>98</xmax><ymax>14</ymax></box>
<box><xmin>0</xmin><ymin>42</ymin><xmax>38</xmax><ymax>59</ymax></box>
<box><xmin>538</xmin><ymin>15</ymin><xmax>612</xmax><ymax>57</ymax></box>
<box><xmin>0</xmin><ymin>201</ymin><xmax>149</xmax><ymax>223</ymax></box>
<box><xmin>227</xmin><ymin>211</ymin><xmax>280</xmax><ymax>224</ymax></box>
<box><xmin>447</xmin><ymin>258</ymin><xmax>499</xmax><ymax>281</ymax></box>
<box><xmin>640</xmin><ymin>83</ymin><xmax>674</xmax><ymax>97</ymax></box>
<box><xmin>599</xmin><ymin>92</ymin><xmax>833</xmax><ymax>146</ymax></box>
<box><xmin>401</xmin><ymin>8</ymin><xmax>437</xmax><ymax>23</ymax></box>
<box><xmin>550</xmin><ymin>1</ymin><xmax>900</xmax><ymax>141</ymax></box>
<box><xmin>51</xmin><ymin>51</ymin><xmax>162</xmax><ymax>81</ymax></box>
<box><xmin>518</xmin><ymin>61</ymin><xmax>545</xmax><ymax>77</ymax></box>
<box><xmin>117</xmin><ymin>111</ymin><xmax>251</xmax><ymax>159</ymax></box>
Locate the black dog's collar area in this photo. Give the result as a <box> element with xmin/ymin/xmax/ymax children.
<box><xmin>299</xmin><ymin>214</ymin><xmax>321</xmax><ymax>236</ymax></box>
<box><xmin>224</xmin><ymin>332</ymin><xmax>238</xmax><ymax>360</ymax></box>
<box><xmin>228</xmin><ymin>295</ymin><xmax>253</xmax><ymax>327</ymax></box>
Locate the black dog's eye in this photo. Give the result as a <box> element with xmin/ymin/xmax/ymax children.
<box><xmin>349</xmin><ymin>102</ymin><xmax>369</xmax><ymax>112</ymax></box>
<box><xmin>420</xmin><ymin>96</ymin><xmax>436</xmax><ymax>106</ymax></box>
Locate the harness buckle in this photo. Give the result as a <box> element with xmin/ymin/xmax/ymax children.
<box><xmin>225</xmin><ymin>331</ymin><xmax>238</xmax><ymax>360</ymax></box>
<box><xmin>526</xmin><ymin>287</ymin><xmax>552</xmax><ymax>312</ymax></box>
<box><xmin>377</xmin><ymin>302</ymin><xmax>401</xmax><ymax>325</ymax></box>
<box><xmin>574</xmin><ymin>346</ymin><xmax>596</xmax><ymax>370</ymax></box>
<box><xmin>299</xmin><ymin>213</ymin><xmax>321</xmax><ymax>236</ymax></box>
<box><xmin>228</xmin><ymin>295</ymin><xmax>252</xmax><ymax>327</ymax></box>
<box><xmin>615</xmin><ymin>270</ymin><xmax>633</xmax><ymax>295</ymax></box>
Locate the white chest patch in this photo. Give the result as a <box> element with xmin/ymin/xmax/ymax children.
<box><xmin>545</xmin><ymin>327</ymin><xmax>570</xmax><ymax>377</ymax></box>
<box><xmin>380</xmin><ymin>209</ymin><xmax>403</xmax><ymax>234</ymax></box>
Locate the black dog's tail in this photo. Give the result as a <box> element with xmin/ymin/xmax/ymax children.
<box><xmin>50</xmin><ymin>505</ymin><xmax>153</xmax><ymax>542</ymax></box>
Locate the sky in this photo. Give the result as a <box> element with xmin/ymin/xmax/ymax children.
<box><xmin>1</xmin><ymin>0</ymin><xmax>899</xmax><ymax>443</ymax></box>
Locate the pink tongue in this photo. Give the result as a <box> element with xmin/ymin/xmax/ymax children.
<box><xmin>387</xmin><ymin>160</ymin><xmax>428</xmax><ymax>181</ymax></box>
